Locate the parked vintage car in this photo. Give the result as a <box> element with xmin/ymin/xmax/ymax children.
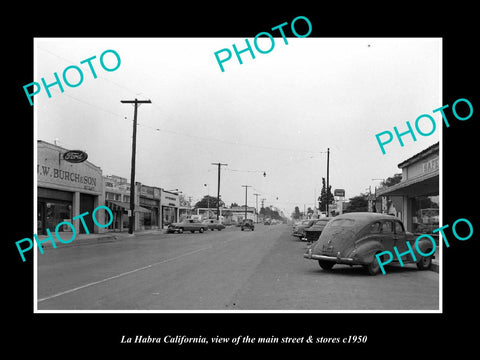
<box><xmin>302</xmin><ymin>218</ymin><xmax>332</xmax><ymax>243</ymax></box>
<box><xmin>303</xmin><ymin>212</ymin><xmax>435</xmax><ymax>275</ymax></box>
<box><xmin>292</xmin><ymin>219</ymin><xmax>315</xmax><ymax>239</ymax></box>
<box><xmin>241</xmin><ymin>219</ymin><xmax>255</xmax><ymax>231</ymax></box>
<box><xmin>202</xmin><ymin>219</ymin><xmax>226</xmax><ymax>231</ymax></box>
<box><xmin>167</xmin><ymin>219</ymin><xmax>207</xmax><ymax>233</ymax></box>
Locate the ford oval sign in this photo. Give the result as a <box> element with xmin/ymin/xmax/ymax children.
<box><xmin>63</xmin><ymin>150</ymin><xmax>88</xmax><ymax>163</ymax></box>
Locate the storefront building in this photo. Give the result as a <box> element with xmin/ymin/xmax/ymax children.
<box><xmin>104</xmin><ymin>176</ymin><xmax>157</xmax><ymax>231</ymax></box>
<box><xmin>37</xmin><ymin>140</ymin><xmax>105</xmax><ymax>235</ymax></box>
<box><xmin>160</xmin><ymin>189</ymin><xmax>179</xmax><ymax>228</ymax></box>
<box><xmin>375</xmin><ymin>142</ymin><xmax>439</xmax><ymax>236</ymax></box>
<box><xmin>138</xmin><ymin>184</ymin><xmax>161</xmax><ymax>230</ymax></box>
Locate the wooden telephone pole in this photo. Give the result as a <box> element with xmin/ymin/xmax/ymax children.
<box><xmin>121</xmin><ymin>98</ymin><xmax>151</xmax><ymax>234</ymax></box>
<box><xmin>211</xmin><ymin>162</ymin><xmax>228</xmax><ymax>220</ymax></box>
<box><xmin>241</xmin><ymin>185</ymin><xmax>251</xmax><ymax>221</ymax></box>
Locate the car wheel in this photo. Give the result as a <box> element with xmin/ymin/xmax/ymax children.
<box><xmin>199</xmin><ymin>228</ymin><xmax>204</xmax><ymax>233</ymax></box>
<box><xmin>416</xmin><ymin>255</ymin><xmax>432</xmax><ymax>270</ymax></box>
<box><xmin>318</xmin><ymin>260</ymin><xmax>334</xmax><ymax>271</ymax></box>
<box><xmin>366</xmin><ymin>253</ymin><xmax>382</xmax><ymax>275</ymax></box>
<box><xmin>241</xmin><ymin>227</ymin><xmax>244</xmax><ymax>231</ymax></box>
<box><xmin>178</xmin><ymin>228</ymin><xmax>184</xmax><ymax>234</ymax></box>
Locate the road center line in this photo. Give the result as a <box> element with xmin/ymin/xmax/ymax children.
<box><xmin>37</xmin><ymin>246</ymin><xmax>211</xmax><ymax>303</ymax></box>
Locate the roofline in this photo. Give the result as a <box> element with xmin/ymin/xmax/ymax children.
<box><xmin>397</xmin><ymin>142</ymin><xmax>439</xmax><ymax>169</ymax></box>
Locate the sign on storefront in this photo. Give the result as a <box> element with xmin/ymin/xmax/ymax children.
<box><xmin>423</xmin><ymin>157</ymin><xmax>439</xmax><ymax>173</ymax></box>
<box><xmin>63</xmin><ymin>150</ymin><xmax>88</xmax><ymax>163</ymax></box>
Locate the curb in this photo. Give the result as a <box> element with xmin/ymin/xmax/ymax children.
<box><xmin>38</xmin><ymin>230</ymin><xmax>166</xmax><ymax>250</ymax></box>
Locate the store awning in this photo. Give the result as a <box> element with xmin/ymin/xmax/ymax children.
<box><xmin>105</xmin><ymin>200</ymin><xmax>151</xmax><ymax>213</ymax></box>
<box><xmin>376</xmin><ymin>169</ymin><xmax>439</xmax><ymax>197</ymax></box>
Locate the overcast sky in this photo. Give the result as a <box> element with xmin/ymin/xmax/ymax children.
<box><xmin>35</xmin><ymin>37</ymin><xmax>441</xmax><ymax>216</ymax></box>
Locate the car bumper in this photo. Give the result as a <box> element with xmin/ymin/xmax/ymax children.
<box><xmin>303</xmin><ymin>248</ymin><xmax>356</xmax><ymax>264</ymax></box>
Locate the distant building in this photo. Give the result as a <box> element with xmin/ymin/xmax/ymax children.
<box><xmin>227</xmin><ymin>206</ymin><xmax>257</xmax><ymax>223</ymax></box>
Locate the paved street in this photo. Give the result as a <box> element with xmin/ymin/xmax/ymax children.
<box><xmin>37</xmin><ymin>224</ymin><xmax>439</xmax><ymax>311</ymax></box>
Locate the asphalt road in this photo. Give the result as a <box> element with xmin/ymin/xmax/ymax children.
<box><xmin>37</xmin><ymin>224</ymin><xmax>439</xmax><ymax>311</ymax></box>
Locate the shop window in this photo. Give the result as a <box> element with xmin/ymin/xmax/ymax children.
<box><xmin>412</xmin><ymin>195</ymin><xmax>439</xmax><ymax>234</ymax></box>
<box><xmin>43</xmin><ymin>201</ymin><xmax>72</xmax><ymax>233</ymax></box>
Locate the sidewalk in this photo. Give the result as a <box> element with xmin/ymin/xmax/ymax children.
<box><xmin>37</xmin><ymin>229</ymin><xmax>167</xmax><ymax>249</ymax></box>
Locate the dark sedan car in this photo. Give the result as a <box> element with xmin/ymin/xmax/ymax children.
<box><xmin>302</xmin><ymin>218</ymin><xmax>332</xmax><ymax>243</ymax></box>
<box><xmin>292</xmin><ymin>219</ymin><xmax>315</xmax><ymax>239</ymax></box>
<box><xmin>241</xmin><ymin>219</ymin><xmax>255</xmax><ymax>231</ymax></box>
<box><xmin>304</xmin><ymin>212</ymin><xmax>435</xmax><ymax>275</ymax></box>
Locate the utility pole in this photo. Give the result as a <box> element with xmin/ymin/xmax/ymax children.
<box><xmin>261</xmin><ymin>198</ymin><xmax>266</xmax><ymax>223</ymax></box>
<box><xmin>242</xmin><ymin>185</ymin><xmax>251</xmax><ymax>221</ymax></box>
<box><xmin>212</xmin><ymin>162</ymin><xmax>228</xmax><ymax>220</ymax></box>
<box><xmin>253</xmin><ymin>193</ymin><xmax>260</xmax><ymax>223</ymax></box>
<box><xmin>121</xmin><ymin>98</ymin><xmax>152</xmax><ymax>234</ymax></box>
<box><xmin>325</xmin><ymin>147</ymin><xmax>330</xmax><ymax>215</ymax></box>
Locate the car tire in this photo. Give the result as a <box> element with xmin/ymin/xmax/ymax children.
<box><xmin>178</xmin><ymin>228</ymin><xmax>184</xmax><ymax>234</ymax></box>
<box><xmin>366</xmin><ymin>253</ymin><xmax>382</xmax><ymax>276</ymax></box>
<box><xmin>318</xmin><ymin>260</ymin><xmax>334</xmax><ymax>271</ymax></box>
<box><xmin>416</xmin><ymin>255</ymin><xmax>432</xmax><ymax>270</ymax></box>
<box><xmin>199</xmin><ymin>228</ymin><xmax>204</xmax><ymax>233</ymax></box>
<box><xmin>241</xmin><ymin>228</ymin><xmax>244</xmax><ymax>231</ymax></box>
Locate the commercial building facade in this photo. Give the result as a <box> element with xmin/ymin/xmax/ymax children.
<box><xmin>37</xmin><ymin>140</ymin><xmax>106</xmax><ymax>235</ymax></box>
<box><xmin>160</xmin><ymin>189</ymin><xmax>179</xmax><ymax>228</ymax></box>
<box><xmin>104</xmin><ymin>176</ymin><xmax>179</xmax><ymax>231</ymax></box>
<box><xmin>375</xmin><ymin>142</ymin><xmax>439</xmax><ymax>236</ymax></box>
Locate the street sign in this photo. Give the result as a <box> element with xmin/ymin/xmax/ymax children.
<box><xmin>334</xmin><ymin>189</ymin><xmax>345</xmax><ymax>197</ymax></box>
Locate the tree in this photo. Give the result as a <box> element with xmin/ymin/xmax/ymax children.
<box><xmin>380</xmin><ymin>174</ymin><xmax>402</xmax><ymax>188</ymax></box>
<box><xmin>263</xmin><ymin>206</ymin><xmax>282</xmax><ymax>220</ymax></box>
<box><xmin>194</xmin><ymin>195</ymin><xmax>224</xmax><ymax>209</ymax></box>
<box><xmin>346</xmin><ymin>193</ymin><xmax>368</xmax><ymax>212</ymax></box>
<box><xmin>319</xmin><ymin>177</ymin><xmax>334</xmax><ymax>212</ymax></box>
<box><xmin>292</xmin><ymin>206</ymin><xmax>301</xmax><ymax>220</ymax></box>
<box><xmin>230</xmin><ymin>202</ymin><xmax>239</xmax><ymax>208</ymax></box>
<box><xmin>307</xmin><ymin>207</ymin><xmax>314</xmax><ymax>217</ymax></box>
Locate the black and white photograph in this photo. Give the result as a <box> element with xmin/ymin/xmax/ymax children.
<box><xmin>7</xmin><ymin>5</ymin><xmax>478</xmax><ymax>355</ymax></box>
<box><xmin>33</xmin><ymin>37</ymin><xmax>441</xmax><ymax>312</ymax></box>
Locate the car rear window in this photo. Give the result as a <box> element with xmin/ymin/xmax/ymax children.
<box><xmin>329</xmin><ymin>219</ymin><xmax>355</xmax><ymax>227</ymax></box>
